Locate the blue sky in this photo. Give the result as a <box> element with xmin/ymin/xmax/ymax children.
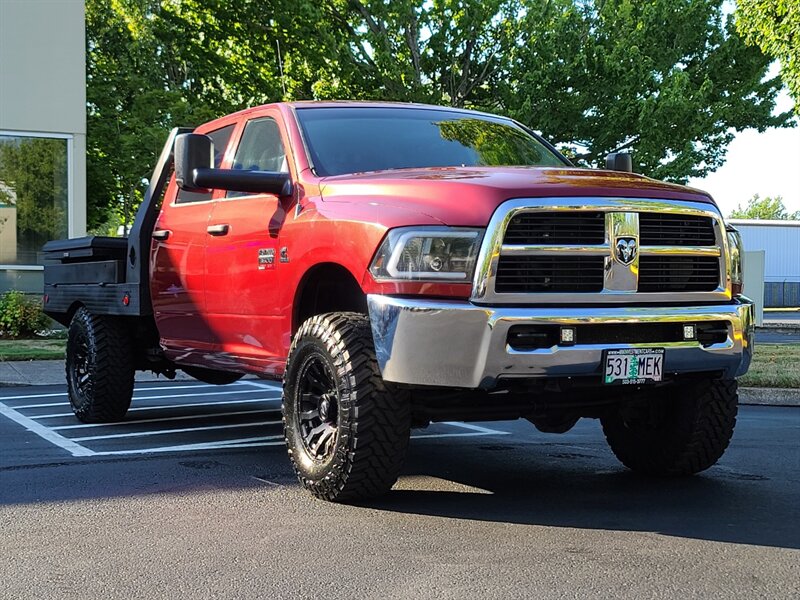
<box><xmin>687</xmin><ymin>73</ymin><xmax>800</xmax><ymax>218</ymax></box>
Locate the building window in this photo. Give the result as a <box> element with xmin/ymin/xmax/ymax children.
<box><xmin>0</xmin><ymin>134</ymin><xmax>69</xmax><ymax>266</ymax></box>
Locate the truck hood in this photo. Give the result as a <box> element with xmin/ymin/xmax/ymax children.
<box><xmin>318</xmin><ymin>166</ymin><xmax>717</xmax><ymax>226</ymax></box>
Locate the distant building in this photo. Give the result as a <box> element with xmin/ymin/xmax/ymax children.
<box><xmin>0</xmin><ymin>0</ymin><xmax>86</xmax><ymax>293</ymax></box>
<box><xmin>729</xmin><ymin>219</ymin><xmax>800</xmax><ymax>307</ymax></box>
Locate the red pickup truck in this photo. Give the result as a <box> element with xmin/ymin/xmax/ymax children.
<box><xmin>43</xmin><ymin>102</ymin><xmax>753</xmax><ymax>502</ymax></box>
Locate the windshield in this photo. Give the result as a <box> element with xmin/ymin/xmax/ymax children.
<box><xmin>295</xmin><ymin>107</ymin><xmax>566</xmax><ymax>177</ymax></box>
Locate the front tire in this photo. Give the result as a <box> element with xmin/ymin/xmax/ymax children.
<box><xmin>601</xmin><ymin>378</ymin><xmax>738</xmax><ymax>475</ymax></box>
<box><xmin>66</xmin><ymin>307</ymin><xmax>135</xmax><ymax>423</ymax></box>
<box><xmin>283</xmin><ymin>312</ymin><xmax>411</xmax><ymax>502</ymax></box>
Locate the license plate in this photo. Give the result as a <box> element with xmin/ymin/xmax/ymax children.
<box><xmin>603</xmin><ymin>348</ymin><xmax>664</xmax><ymax>385</ymax></box>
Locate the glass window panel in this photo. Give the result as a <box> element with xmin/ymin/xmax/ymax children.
<box><xmin>0</xmin><ymin>135</ymin><xmax>69</xmax><ymax>265</ymax></box>
<box><xmin>176</xmin><ymin>124</ymin><xmax>236</xmax><ymax>204</ymax></box>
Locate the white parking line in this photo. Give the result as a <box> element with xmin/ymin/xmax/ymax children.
<box><xmin>88</xmin><ymin>424</ymin><xmax>511</xmax><ymax>456</ymax></box>
<box><xmin>442</xmin><ymin>421</ymin><xmax>510</xmax><ymax>435</ymax></box>
<box><xmin>0</xmin><ymin>383</ymin><xmax>233</xmax><ymax>402</ymax></box>
<box><xmin>31</xmin><ymin>396</ymin><xmax>281</xmax><ymax>419</ymax></box>
<box><xmin>12</xmin><ymin>387</ymin><xmax>261</xmax><ymax>409</ymax></box>
<box><xmin>240</xmin><ymin>380</ymin><xmax>283</xmax><ymax>391</ymax></box>
<box><xmin>72</xmin><ymin>420</ymin><xmax>283</xmax><ymax>441</ymax></box>
<box><xmin>51</xmin><ymin>408</ymin><xmax>278</xmax><ymax>430</ymax></box>
<box><xmin>92</xmin><ymin>435</ymin><xmax>285</xmax><ymax>456</ymax></box>
<box><xmin>0</xmin><ymin>401</ymin><xmax>95</xmax><ymax>457</ymax></box>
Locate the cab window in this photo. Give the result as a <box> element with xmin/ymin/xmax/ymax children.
<box><xmin>227</xmin><ymin>117</ymin><xmax>288</xmax><ymax>198</ymax></box>
<box><xmin>176</xmin><ymin>124</ymin><xmax>235</xmax><ymax>204</ymax></box>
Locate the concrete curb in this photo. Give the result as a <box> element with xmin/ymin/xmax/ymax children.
<box><xmin>757</xmin><ymin>324</ymin><xmax>800</xmax><ymax>335</ymax></box>
<box><xmin>739</xmin><ymin>387</ymin><xmax>800</xmax><ymax>407</ymax></box>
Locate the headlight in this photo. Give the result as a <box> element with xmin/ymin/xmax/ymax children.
<box><xmin>370</xmin><ymin>227</ymin><xmax>484</xmax><ymax>281</ymax></box>
<box><xmin>726</xmin><ymin>224</ymin><xmax>744</xmax><ymax>296</ymax></box>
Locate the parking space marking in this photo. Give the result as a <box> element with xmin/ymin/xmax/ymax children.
<box><xmin>92</xmin><ymin>435</ymin><xmax>286</xmax><ymax>456</ymax></box>
<box><xmin>0</xmin><ymin>383</ymin><xmax>232</xmax><ymax>403</ymax></box>
<box><xmin>0</xmin><ymin>401</ymin><xmax>95</xmax><ymax>457</ymax></box>
<box><xmin>10</xmin><ymin>386</ymin><xmax>260</xmax><ymax>408</ymax></box>
<box><xmin>441</xmin><ymin>421</ymin><xmax>509</xmax><ymax>435</ymax></box>
<box><xmin>1</xmin><ymin>381</ymin><xmax>510</xmax><ymax>458</ymax></box>
<box><xmin>31</xmin><ymin>397</ymin><xmax>281</xmax><ymax>419</ymax></box>
<box><xmin>73</xmin><ymin>419</ymin><xmax>283</xmax><ymax>442</ymax></box>
<box><xmin>51</xmin><ymin>408</ymin><xmax>278</xmax><ymax>430</ymax></box>
<box><xmin>239</xmin><ymin>380</ymin><xmax>282</xmax><ymax>390</ymax></box>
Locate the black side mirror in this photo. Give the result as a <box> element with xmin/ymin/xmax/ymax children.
<box><xmin>175</xmin><ymin>133</ymin><xmax>214</xmax><ymax>192</ymax></box>
<box><xmin>605</xmin><ymin>152</ymin><xmax>633</xmax><ymax>173</ymax></box>
<box><xmin>174</xmin><ymin>132</ymin><xmax>293</xmax><ymax>197</ymax></box>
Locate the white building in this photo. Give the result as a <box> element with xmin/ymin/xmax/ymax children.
<box><xmin>0</xmin><ymin>0</ymin><xmax>86</xmax><ymax>293</ymax></box>
<box><xmin>729</xmin><ymin>219</ymin><xmax>800</xmax><ymax>307</ymax></box>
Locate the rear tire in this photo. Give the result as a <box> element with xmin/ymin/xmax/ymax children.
<box><xmin>66</xmin><ymin>307</ymin><xmax>135</xmax><ymax>423</ymax></box>
<box><xmin>283</xmin><ymin>312</ymin><xmax>411</xmax><ymax>502</ymax></box>
<box><xmin>601</xmin><ymin>378</ymin><xmax>738</xmax><ymax>475</ymax></box>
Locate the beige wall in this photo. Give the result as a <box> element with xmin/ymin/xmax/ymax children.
<box><xmin>0</xmin><ymin>0</ymin><xmax>86</xmax><ymax>238</ymax></box>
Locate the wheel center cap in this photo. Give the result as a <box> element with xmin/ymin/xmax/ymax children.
<box><xmin>319</xmin><ymin>397</ymin><xmax>330</xmax><ymax>421</ymax></box>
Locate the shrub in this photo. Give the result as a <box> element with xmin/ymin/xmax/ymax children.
<box><xmin>0</xmin><ymin>291</ymin><xmax>49</xmax><ymax>338</ymax></box>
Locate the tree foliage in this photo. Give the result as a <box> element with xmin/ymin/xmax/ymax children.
<box><xmin>736</xmin><ymin>0</ymin><xmax>800</xmax><ymax>113</ymax></box>
<box><xmin>0</xmin><ymin>138</ymin><xmax>68</xmax><ymax>246</ymax></box>
<box><xmin>86</xmin><ymin>0</ymin><xmax>794</xmax><ymax>229</ymax></box>
<box><xmin>729</xmin><ymin>194</ymin><xmax>800</xmax><ymax>220</ymax></box>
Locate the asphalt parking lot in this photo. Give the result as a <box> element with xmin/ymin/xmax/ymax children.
<box><xmin>1</xmin><ymin>380</ymin><xmax>798</xmax><ymax>599</ymax></box>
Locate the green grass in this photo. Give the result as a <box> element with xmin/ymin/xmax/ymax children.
<box><xmin>0</xmin><ymin>338</ymin><xmax>66</xmax><ymax>361</ymax></box>
<box><xmin>740</xmin><ymin>343</ymin><xmax>800</xmax><ymax>389</ymax></box>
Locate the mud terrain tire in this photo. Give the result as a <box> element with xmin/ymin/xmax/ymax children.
<box><xmin>601</xmin><ymin>379</ymin><xmax>738</xmax><ymax>475</ymax></box>
<box><xmin>283</xmin><ymin>312</ymin><xmax>411</xmax><ymax>502</ymax></box>
<box><xmin>66</xmin><ymin>307</ymin><xmax>135</xmax><ymax>423</ymax></box>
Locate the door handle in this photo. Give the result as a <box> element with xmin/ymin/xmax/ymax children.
<box><xmin>207</xmin><ymin>224</ymin><xmax>230</xmax><ymax>236</ymax></box>
<box><xmin>152</xmin><ymin>229</ymin><xmax>171</xmax><ymax>241</ymax></box>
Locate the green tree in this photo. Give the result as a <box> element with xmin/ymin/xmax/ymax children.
<box><xmin>86</xmin><ymin>0</ymin><xmax>344</xmax><ymax>231</ymax></box>
<box><xmin>501</xmin><ymin>0</ymin><xmax>792</xmax><ymax>181</ymax></box>
<box><xmin>729</xmin><ymin>194</ymin><xmax>800</xmax><ymax>219</ymax></box>
<box><xmin>736</xmin><ymin>0</ymin><xmax>800</xmax><ymax>112</ymax></box>
<box><xmin>86</xmin><ymin>0</ymin><xmax>794</xmax><ymax>229</ymax></box>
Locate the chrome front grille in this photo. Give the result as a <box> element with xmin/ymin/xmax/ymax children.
<box><xmin>503</xmin><ymin>212</ymin><xmax>605</xmax><ymax>245</ymax></box>
<box><xmin>473</xmin><ymin>198</ymin><xmax>730</xmax><ymax>304</ymax></box>
<box><xmin>495</xmin><ymin>256</ymin><xmax>605</xmax><ymax>293</ymax></box>
<box><xmin>639</xmin><ymin>213</ymin><xmax>716</xmax><ymax>246</ymax></box>
<box><xmin>638</xmin><ymin>256</ymin><xmax>720</xmax><ymax>292</ymax></box>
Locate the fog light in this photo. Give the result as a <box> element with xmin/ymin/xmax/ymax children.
<box><xmin>560</xmin><ymin>326</ymin><xmax>576</xmax><ymax>346</ymax></box>
<box><xmin>683</xmin><ymin>324</ymin><xmax>697</xmax><ymax>340</ymax></box>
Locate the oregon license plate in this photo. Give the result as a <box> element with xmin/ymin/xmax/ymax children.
<box><xmin>603</xmin><ymin>348</ymin><xmax>664</xmax><ymax>385</ymax></box>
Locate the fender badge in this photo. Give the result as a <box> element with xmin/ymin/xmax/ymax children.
<box><xmin>258</xmin><ymin>248</ymin><xmax>275</xmax><ymax>270</ymax></box>
<box><xmin>279</xmin><ymin>247</ymin><xmax>289</xmax><ymax>263</ymax></box>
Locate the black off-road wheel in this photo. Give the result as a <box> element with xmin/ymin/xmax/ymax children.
<box><xmin>66</xmin><ymin>307</ymin><xmax>135</xmax><ymax>423</ymax></box>
<box><xmin>283</xmin><ymin>312</ymin><xmax>411</xmax><ymax>502</ymax></box>
<box><xmin>601</xmin><ymin>378</ymin><xmax>738</xmax><ymax>476</ymax></box>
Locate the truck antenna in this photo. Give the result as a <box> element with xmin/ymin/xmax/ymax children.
<box><xmin>276</xmin><ymin>38</ymin><xmax>286</xmax><ymax>98</ymax></box>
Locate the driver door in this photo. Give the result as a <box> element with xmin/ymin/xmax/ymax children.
<box><xmin>203</xmin><ymin>112</ymin><xmax>291</xmax><ymax>373</ymax></box>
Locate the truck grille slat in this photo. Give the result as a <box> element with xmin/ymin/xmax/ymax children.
<box><xmin>503</xmin><ymin>212</ymin><xmax>605</xmax><ymax>245</ymax></box>
<box><xmin>639</xmin><ymin>213</ymin><xmax>716</xmax><ymax>246</ymax></box>
<box><xmin>638</xmin><ymin>256</ymin><xmax>719</xmax><ymax>292</ymax></box>
<box><xmin>495</xmin><ymin>256</ymin><xmax>604</xmax><ymax>293</ymax></box>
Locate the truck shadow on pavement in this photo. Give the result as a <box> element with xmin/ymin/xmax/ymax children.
<box><xmin>2</xmin><ymin>422</ymin><xmax>796</xmax><ymax>552</ymax></box>
<box><xmin>369</xmin><ymin>435</ymin><xmax>800</xmax><ymax>551</ymax></box>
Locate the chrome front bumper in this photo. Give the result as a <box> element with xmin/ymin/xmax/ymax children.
<box><xmin>367</xmin><ymin>294</ymin><xmax>754</xmax><ymax>389</ymax></box>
